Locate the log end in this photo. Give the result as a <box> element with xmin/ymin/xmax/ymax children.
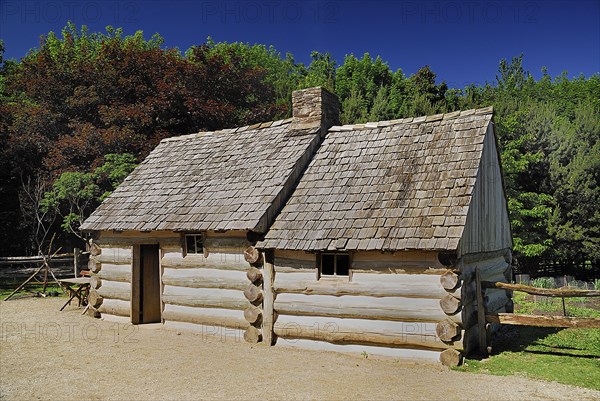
<box><xmin>243</xmin><ymin>284</ymin><xmax>264</xmax><ymax>305</ymax></box>
<box><xmin>88</xmin><ymin>289</ymin><xmax>104</xmax><ymax>309</ymax></box>
<box><xmin>440</xmin><ymin>271</ymin><xmax>460</xmax><ymax>291</ymax></box>
<box><xmin>440</xmin><ymin>294</ymin><xmax>462</xmax><ymax>315</ymax></box>
<box><xmin>243</xmin><ymin>246</ymin><xmax>261</xmax><ymax>264</ymax></box>
<box><xmin>90</xmin><ymin>275</ymin><xmax>102</xmax><ymax>290</ymax></box>
<box><xmin>246</xmin><ymin>267</ymin><xmax>263</xmax><ymax>284</ymax></box>
<box><xmin>244</xmin><ymin>306</ymin><xmax>263</xmax><ymax>325</ymax></box>
<box><xmin>439</xmin><ymin>348</ymin><xmax>462</xmax><ymax>367</ymax></box>
<box><xmin>85</xmin><ymin>306</ymin><xmax>101</xmax><ymax>319</ymax></box>
<box><xmin>436</xmin><ymin>319</ymin><xmax>461</xmax><ymax>342</ymax></box>
<box><xmin>244</xmin><ymin>326</ymin><xmax>262</xmax><ymax>343</ymax></box>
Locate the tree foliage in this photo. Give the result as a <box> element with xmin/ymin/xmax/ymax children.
<box><xmin>1</xmin><ymin>24</ymin><xmax>598</xmax><ymax>276</ymax></box>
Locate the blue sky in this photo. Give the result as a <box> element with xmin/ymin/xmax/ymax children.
<box><xmin>1</xmin><ymin>0</ymin><xmax>599</xmax><ymax>88</ymax></box>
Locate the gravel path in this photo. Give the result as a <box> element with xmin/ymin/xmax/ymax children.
<box><xmin>1</xmin><ymin>298</ymin><xmax>599</xmax><ymax>400</ymax></box>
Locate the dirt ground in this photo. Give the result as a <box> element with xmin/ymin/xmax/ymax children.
<box><xmin>1</xmin><ymin>298</ymin><xmax>599</xmax><ymax>401</ymax></box>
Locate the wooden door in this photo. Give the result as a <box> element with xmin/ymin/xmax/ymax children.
<box><xmin>139</xmin><ymin>244</ymin><xmax>161</xmax><ymax>323</ymax></box>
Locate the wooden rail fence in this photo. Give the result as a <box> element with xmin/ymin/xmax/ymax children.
<box><xmin>475</xmin><ymin>268</ymin><xmax>600</xmax><ymax>356</ymax></box>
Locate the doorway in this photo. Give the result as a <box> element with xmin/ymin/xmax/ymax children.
<box><xmin>132</xmin><ymin>244</ymin><xmax>161</xmax><ymax>324</ymax></box>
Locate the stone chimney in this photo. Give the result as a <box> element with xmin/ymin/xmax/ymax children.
<box><xmin>291</xmin><ymin>87</ymin><xmax>340</xmax><ymax>133</ymax></box>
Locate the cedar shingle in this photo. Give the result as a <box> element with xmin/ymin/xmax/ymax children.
<box><xmin>261</xmin><ymin>110</ymin><xmax>493</xmax><ymax>251</ymax></box>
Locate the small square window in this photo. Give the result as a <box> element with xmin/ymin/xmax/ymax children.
<box><xmin>185</xmin><ymin>234</ymin><xmax>204</xmax><ymax>254</ymax></box>
<box><xmin>320</xmin><ymin>253</ymin><xmax>350</xmax><ymax>277</ymax></box>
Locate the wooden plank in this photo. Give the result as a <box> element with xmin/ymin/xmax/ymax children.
<box><xmin>161</xmin><ymin>252</ymin><xmax>249</xmax><ymax>271</ymax></box>
<box><xmin>162</xmin><ymin>304</ymin><xmax>249</xmax><ymax>330</ymax></box>
<box><xmin>98</xmin><ymin>264</ymin><xmax>131</xmax><ymax>283</ymax></box>
<box><xmin>458</xmin><ymin>124</ymin><xmax>512</xmax><ymax>257</ymax></box>
<box><xmin>274</xmin><ymin>315</ymin><xmax>463</xmax><ymax>350</ymax></box>
<box><xmin>274</xmin><ymin>293</ymin><xmax>461</xmax><ymax>323</ymax></box>
<box><xmin>482</xmin><ymin>282</ymin><xmax>600</xmax><ymax>298</ymax></box>
<box><xmin>162</xmin><ymin>285</ymin><xmax>249</xmax><ymax>310</ymax></box>
<box><xmin>276</xmin><ymin>339</ymin><xmax>442</xmax><ymax>363</ymax></box>
<box><xmin>263</xmin><ymin>250</ymin><xmax>275</xmax><ymax>345</ymax></box>
<box><xmin>486</xmin><ymin>313</ymin><xmax>600</xmax><ymax>328</ymax></box>
<box><xmin>162</xmin><ymin>268</ymin><xmax>248</xmax><ymax>291</ymax></box>
<box><xmin>97</xmin><ymin>280</ymin><xmax>131</xmax><ymax>302</ymax></box>
<box><xmin>275</xmin><ymin>272</ymin><xmax>451</xmax><ymax>299</ymax></box>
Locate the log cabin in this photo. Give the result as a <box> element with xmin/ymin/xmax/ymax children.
<box><xmin>81</xmin><ymin>87</ymin><xmax>512</xmax><ymax>366</ymax></box>
<box><xmin>257</xmin><ymin>101</ymin><xmax>513</xmax><ymax>366</ymax></box>
<box><xmin>80</xmin><ymin>87</ymin><xmax>340</xmax><ymax>336</ymax></box>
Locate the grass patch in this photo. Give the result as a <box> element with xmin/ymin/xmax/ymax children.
<box><xmin>0</xmin><ymin>283</ymin><xmax>66</xmax><ymax>299</ymax></box>
<box><xmin>455</xmin><ymin>290</ymin><xmax>600</xmax><ymax>390</ymax></box>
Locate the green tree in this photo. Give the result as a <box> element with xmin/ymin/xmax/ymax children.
<box><xmin>41</xmin><ymin>153</ymin><xmax>137</xmax><ymax>240</ymax></box>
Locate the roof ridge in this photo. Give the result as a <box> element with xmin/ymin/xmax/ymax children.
<box><xmin>329</xmin><ymin>106</ymin><xmax>493</xmax><ymax>132</ymax></box>
<box><xmin>161</xmin><ymin>117</ymin><xmax>294</xmax><ymax>143</ymax></box>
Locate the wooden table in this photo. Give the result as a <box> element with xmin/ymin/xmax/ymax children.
<box><xmin>59</xmin><ymin>277</ymin><xmax>91</xmax><ymax>311</ymax></box>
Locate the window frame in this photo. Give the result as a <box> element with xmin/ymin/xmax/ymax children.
<box><xmin>183</xmin><ymin>233</ymin><xmax>204</xmax><ymax>256</ymax></box>
<box><xmin>318</xmin><ymin>252</ymin><xmax>352</xmax><ymax>280</ymax></box>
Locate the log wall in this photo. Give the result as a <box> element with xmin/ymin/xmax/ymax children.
<box><xmin>159</xmin><ymin>231</ymin><xmax>254</xmax><ymax>333</ymax></box>
<box><xmin>270</xmin><ymin>250</ymin><xmax>464</xmax><ymax>365</ymax></box>
<box><xmin>91</xmin><ymin>230</ymin><xmax>254</xmax><ymax>329</ymax></box>
<box><xmin>88</xmin><ymin>236</ymin><xmax>134</xmax><ymax>320</ymax></box>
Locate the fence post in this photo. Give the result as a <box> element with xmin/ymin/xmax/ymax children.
<box><xmin>74</xmin><ymin>248</ymin><xmax>80</xmax><ymax>277</ymax></box>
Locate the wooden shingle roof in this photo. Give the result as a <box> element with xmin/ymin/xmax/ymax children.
<box><xmin>81</xmin><ymin>119</ymin><xmax>321</xmax><ymax>233</ymax></box>
<box><xmin>259</xmin><ymin>108</ymin><xmax>494</xmax><ymax>251</ymax></box>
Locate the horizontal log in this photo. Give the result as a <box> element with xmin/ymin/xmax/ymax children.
<box><xmin>162</xmin><ymin>252</ymin><xmax>249</xmax><ymax>271</ymax></box>
<box><xmin>274</xmin><ymin>256</ymin><xmax>316</xmax><ymax>272</ymax></box>
<box><xmin>274</xmin><ymin>293</ymin><xmax>461</xmax><ymax>323</ymax></box>
<box><xmin>98</xmin><ymin>299</ymin><xmax>130</xmax><ymax>317</ymax></box>
<box><xmin>352</xmin><ymin>250</ymin><xmax>445</xmax><ymax>269</ymax></box>
<box><xmin>486</xmin><ymin>313</ymin><xmax>600</xmax><ymax>328</ymax></box>
<box><xmin>274</xmin><ymin>315</ymin><xmax>463</xmax><ymax>351</ymax></box>
<box><xmin>162</xmin><ymin>268</ymin><xmax>248</xmax><ymax>291</ymax></box>
<box><xmin>98</xmin><ymin>237</ymin><xmax>180</xmax><ymax>247</ymax></box>
<box><xmin>98</xmin><ymin>264</ymin><xmax>131</xmax><ymax>283</ymax></box>
<box><xmin>275</xmin><ymin>272</ymin><xmax>452</xmax><ymax>299</ymax></box>
<box><xmin>276</xmin><ymin>339</ymin><xmax>442</xmax><ymax>363</ymax></box>
<box><xmin>97</xmin><ymin>247</ymin><xmax>132</xmax><ymax>265</ymax></box>
<box><xmin>204</xmin><ymin>236</ymin><xmax>250</xmax><ymax>252</ymax></box>
<box><xmin>482</xmin><ymin>282</ymin><xmax>600</xmax><ymax>298</ymax></box>
<box><xmin>162</xmin><ymin>285</ymin><xmax>249</xmax><ymax>310</ymax></box>
<box><xmin>162</xmin><ymin>304</ymin><xmax>249</xmax><ymax>330</ymax></box>
<box><xmin>97</xmin><ymin>280</ymin><xmax>131</xmax><ymax>302</ymax></box>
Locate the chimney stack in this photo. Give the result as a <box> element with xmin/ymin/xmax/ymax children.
<box><xmin>291</xmin><ymin>87</ymin><xmax>340</xmax><ymax>133</ymax></box>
